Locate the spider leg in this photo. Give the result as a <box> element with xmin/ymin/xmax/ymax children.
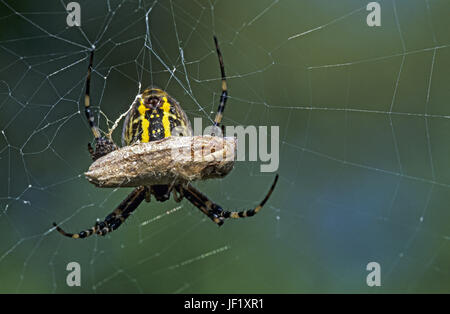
<box><xmin>212</xmin><ymin>36</ymin><xmax>228</xmax><ymax>130</ymax></box>
<box><xmin>222</xmin><ymin>174</ymin><xmax>278</xmax><ymax>219</ymax></box>
<box><xmin>162</xmin><ymin>177</ymin><xmax>180</xmax><ymax>200</ymax></box>
<box><xmin>84</xmin><ymin>50</ymin><xmax>117</xmax><ymax>161</ymax></box>
<box><xmin>178</xmin><ymin>184</ymin><xmax>224</xmax><ymax>225</ymax></box>
<box><xmin>84</xmin><ymin>51</ymin><xmax>101</xmax><ymax>139</ymax></box>
<box><xmin>172</xmin><ymin>185</ymin><xmax>184</xmax><ymax>203</ymax></box>
<box><xmin>53</xmin><ymin>186</ymin><xmax>147</xmax><ymax>239</ymax></box>
<box><xmin>179</xmin><ymin>174</ymin><xmax>279</xmax><ymax>226</ymax></box>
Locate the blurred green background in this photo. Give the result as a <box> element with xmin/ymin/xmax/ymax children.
<box><xmin>0</xmin><ymin>0</ymin><xmax>449</xmax><ymax>293</ymax></box>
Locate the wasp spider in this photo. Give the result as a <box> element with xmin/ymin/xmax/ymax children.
<box><xmin>53</xmin><ymin>37</ymin><xmax>279</xmax><ymax>239</ymax></box>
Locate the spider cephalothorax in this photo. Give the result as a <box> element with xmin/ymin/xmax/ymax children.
<box><xmin>122</xmin><ymin>87</ymin><xmax>192</xmax><ymax>145</ymax></box>
<box><xmin>53</xmin><ymin>36</ymin><xmax>278</xmax><ymax>239</ymax></box>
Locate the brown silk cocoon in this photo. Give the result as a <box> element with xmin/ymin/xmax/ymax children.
<box><xmin>85</xmin><ymin>136</ymin><xmax>236</xmax><ymax>188</ymax></box>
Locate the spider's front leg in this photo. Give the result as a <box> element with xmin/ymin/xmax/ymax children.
<box><xmin>83</xmin><ymin>50</ymin><xmax>118</xmax><ymax>161</ymax></box>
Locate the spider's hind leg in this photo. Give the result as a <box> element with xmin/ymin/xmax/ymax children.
<box><xmin>176</xmin><ymin>184</ymin><xmax>224</xmax><ymax>226</ymax></box>
<box><xmin>179</xmin><ymin>175</ymin><xmax>279</xmax><ymax>226</ymax></box>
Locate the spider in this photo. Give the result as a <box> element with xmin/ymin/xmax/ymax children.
<box><xmin>53</xmin><ymin>36</ymin><xmax>279</xmax><ymax>239</ymax></box>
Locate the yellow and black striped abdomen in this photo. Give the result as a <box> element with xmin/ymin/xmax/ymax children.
<box><xmin>122</xmin><ymin>88</ymin><xmax>192</xmax><ymax>146</ymax></box>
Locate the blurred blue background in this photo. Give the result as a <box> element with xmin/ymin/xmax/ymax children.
<box><xmin>0</xmin><ymin>0</ymin><xmax>449</xmax><ymax>293</ymax></box>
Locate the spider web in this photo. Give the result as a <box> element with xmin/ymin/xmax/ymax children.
<box><xmin>0</xmin><ymin>0</ymin><xmax>449</xmax><ymax>293</ymax></box>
